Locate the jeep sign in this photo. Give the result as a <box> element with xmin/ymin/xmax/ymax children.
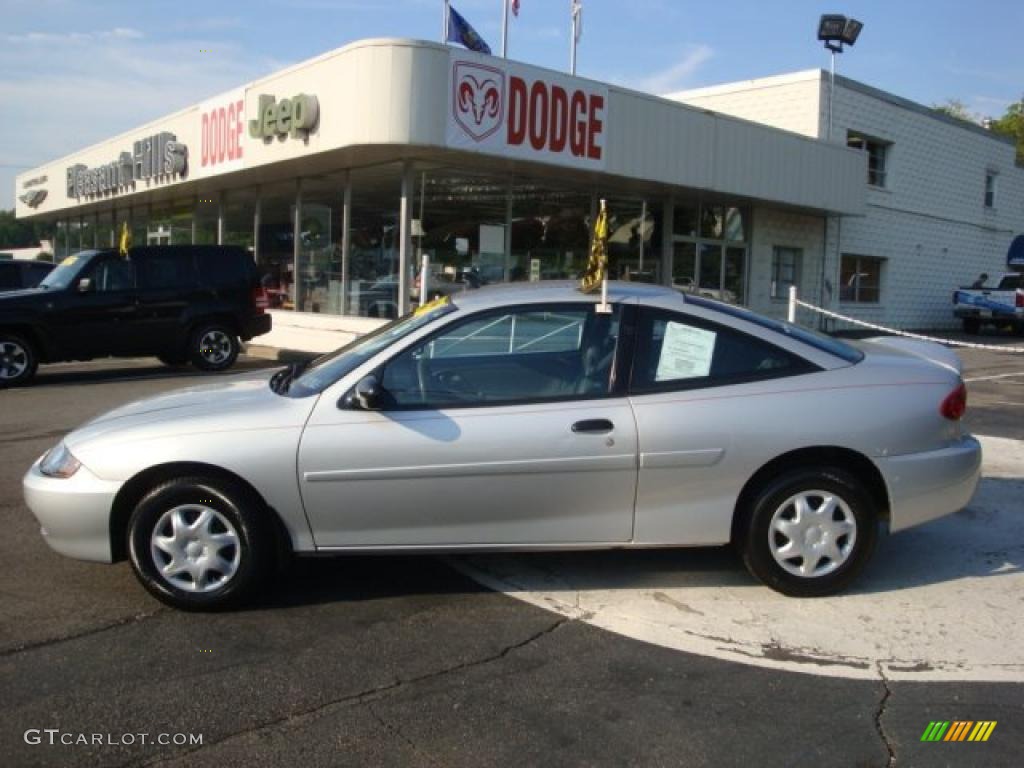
<box><xmin>249</xmin><ymin>93</ymin><xmax>320</xmax><ymax>141</ymax></box>
<box><xmin>446</xmin><ymin>53</ymin><xmax>608</xmax><ymax>171</ymax></box>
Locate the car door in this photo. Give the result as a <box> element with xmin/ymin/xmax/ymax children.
<box><xmin>298</xmin><ymin>302</ymin><xmax>638</xmax><ymax>548</ymax></box>
<box><xmin>628</xmin><ymin>307</ymin><xmax>817</xmax><ymax>546</ymax></box>
<box><xmin>133</xmin><ymin>249</ymin><xmax>200</xmax><ymax>352</ymax></box>
<box><xmin>47</xmin><ymin>255</ymin><xmax>143</xmax><ymax>357</ymax></box>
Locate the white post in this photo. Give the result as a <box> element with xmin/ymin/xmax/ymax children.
<box><xmin>420</xmin><ymin>252</ymin><xmax>430</xmax><ymax>307</ymax></box>
<box><xmin>570</xmin><ymin>1</ymin><xmax>579</xmax><ymax>75</ymax></box>
<box><xmin>501</xmin><ymin>0</ymin><xmax>510</xmax><ymax>58</ymax></box>
<box><xmin>443</xmin><ymin>0</ymin><xmax>450</xmax><ymax>43</ymax></box>
<box><xmin>788</xmin><ymin>285</ymin><xmax>798</xmax><ymax>324</ymax></box>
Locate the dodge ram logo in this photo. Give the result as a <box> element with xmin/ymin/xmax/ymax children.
<box><xmin>452</xmin><ymin>61</ymin><xmax>505</xmax><ymax>142</ymax></box>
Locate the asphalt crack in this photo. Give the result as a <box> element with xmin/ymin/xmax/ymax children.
<box><xmin>141</xmin><ymin>617</ymin><xmax>569</xmax><ymax>766</ymax></box>
<box><xmin>0</xmin><ymin>608</ymin><xmax>166</xmax><ymax>658</ymax></box>
<box><xmin>365</xmin><ymin>699</ymin><xmax>441</xmax><ymax>767</ymax></box>
<box><xmin>874</xmin><ymin>662</ymin><xmax>896</xmax><ymax>767</ymax></box>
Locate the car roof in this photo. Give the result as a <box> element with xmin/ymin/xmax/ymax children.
<box><xmin>452</xmin><ymin>280</ymin><xmax>684</xmax><ymax>310</ymax></box>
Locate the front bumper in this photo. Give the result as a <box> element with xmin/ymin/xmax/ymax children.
<box><xmin>877</xmin><ymin>436</ymin><xmax>982</xmax><ymax>532</ymax></box>
<box><xmin>23</xmin><ymin>458</ymin><xmax>121</xmax><ymax>563</ymax></box>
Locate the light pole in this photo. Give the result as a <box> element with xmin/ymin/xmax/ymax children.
<box><xmin>817</xmin><ymin>14</ymin><xmax>863</xmax><ymax>141</ymax></box>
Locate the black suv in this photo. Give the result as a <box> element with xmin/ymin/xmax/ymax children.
<box><xmin>0</xmin><ymin>246</ymin><xmax>271</xmax><ymax>386</ymax></box>
<box><xmin>0</xmin><ymin>260</ymin><xmax>54</xmax><ymax>292</ymax></box>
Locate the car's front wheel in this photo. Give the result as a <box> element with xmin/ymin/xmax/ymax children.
<box><xmin>738</xmin><ymin>467</ymin><xmax>877</xmax><ymax>597</ymax></box>
<box><xmin>0</xmin><ymin>333</ymin><xmax>38</xmax><ymax>388</ymax></box>
<box><xmin>189</xmin><ymin>323</ymin><xmax>240</xmax><ymax>371</ymax></box>
<box><xmin>962</xmin><ymin>317</ymin><xmax>981</xmax><ymax>335</ymax></box>
<box><xmin>127</xmin><ymin>476</ymin><xmax>272</xmax><ymax>611</ymax></box>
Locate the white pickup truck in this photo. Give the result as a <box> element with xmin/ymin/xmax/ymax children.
<box><xmin>952</xmin><ymin>272</ymin><xmax>1024</xmax><ymax>334</ymax></box>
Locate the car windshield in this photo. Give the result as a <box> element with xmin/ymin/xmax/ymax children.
<box><xmin>38</xmin><ymin>251</ymin><xmax>97</xmax><ymax>290</ymax></box>
<box><xmin>286</xmin><ymin>298</ymin><xmax>458</xmax><ymax>397</ymax></box>
<box><xmin>684</xmin><ymin>295</ymin><xmax>864</xmax><ymax>364</ymax></box>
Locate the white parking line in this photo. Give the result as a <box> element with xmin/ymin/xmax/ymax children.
<box><xmin>966</xmin><ymin>371</ymin><xmax>1024</xmax><ymax>382</ymax></box>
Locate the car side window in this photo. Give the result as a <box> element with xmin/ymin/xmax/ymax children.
<box><xmin>89</xmin><ymin>258</ymin><xmax>137</xmax><ymax>292</ymax></box>
<box><xmin>137</xmin><ymin>254</ymin><xmax>197</xmax><ymax>290</ymax></box>
<box><xmin>631</xmin><ymin>309</ymin><xmax>811</xmax><ymax>394</ymax></box>
<box><xmin>380</xmin><ymin>304</ymin><xmax>621</xmax><ymax>408</ymax></box>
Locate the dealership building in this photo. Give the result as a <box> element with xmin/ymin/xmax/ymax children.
<box><xmin>14</xmin><ymin>38</ymin><xmax>1022</xmax><ymax>352</ymax></box>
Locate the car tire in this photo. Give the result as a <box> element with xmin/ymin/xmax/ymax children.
<box><xmin>962</xmin><ymin>317</ymin><xmax>981</xmax><ymax>335</ymax></box>
<box><xmin>189</xmin><ymin>323</ymin><xmax>240</xmax><ymax>371</ymax></box>
<box><xmin>127</xmin><ymin>476</ymin><xmax>273</xmax><ymax>611</ymax></box>
<box><xmin>0</xmin><ymin>332</ymin><xmax>38</xmax><ymax>388</ymax></box>
<box><xmin>738</xmin><ymin>467</ymin><xmax>877</xmax><ymax>597</ymax></box>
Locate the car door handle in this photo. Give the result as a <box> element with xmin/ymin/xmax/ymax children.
<box><xmin>572</xmin><ymin>419</ymin><xmax>614</xmax><ymax>434</ymax></box>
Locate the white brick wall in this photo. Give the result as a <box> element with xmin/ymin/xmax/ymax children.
<box><xmin>747</xmin><ymin>207</ymin><xmax>825</xmax><ymax>320</ymax></box>
<box><xmin>673</xmin><ymin>71</ymin><xmax>1024</xmax><ymax>330</ymax></box>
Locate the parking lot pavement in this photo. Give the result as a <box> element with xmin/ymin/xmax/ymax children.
<box><xmin>1</xmin><ymin>355</ymin><xmax>1021</xmax><ymax>767</ymax></box>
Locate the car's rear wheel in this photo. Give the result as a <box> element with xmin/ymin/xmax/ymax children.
<box><xmin>962</xmin><ymin>317</ymin><xmax>981</xmax><ymax>335</ymax></box>
<box><xmin>738</xmin><ymin>467</ymin><xmax>877</xmax><ymax>597</ymax></box>
<box><xmin>189</xmin><ymin>323</ymin><xmax>240</xmax><ymax>371</ymax></box>
<box><xmin>127</xmin><ymin>476</ymin><xmax>272</xmax><ymax>611</ymax></box>
<box><xmin>0</xmin><ymin>333</ymin><xmax>38</xmax><ymax>388</ymax></box>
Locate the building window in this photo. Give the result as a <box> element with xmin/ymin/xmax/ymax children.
<box><xmin>984</xmin><ymin>171</ymin><xmax>997</xmax><ymax>208</ymax></box>
<box><xmin>840</xmin><ymin>254</ymin><xmax>883</xmax><ymax>303</ymax></box>
<box><xmin>770</xmin><ymin>247</ymin><xmax>802</xmax><ymax>299</ymax></box>
<box><xmin>847</xmin><ymin>132</ymin><xmax>890</xmax><ymax>188</ymax></box>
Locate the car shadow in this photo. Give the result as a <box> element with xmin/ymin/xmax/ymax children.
<box><xmin>246</xmin><ymin>475</ymin><xmax>1023</xmax><ymax>608</ymax></box>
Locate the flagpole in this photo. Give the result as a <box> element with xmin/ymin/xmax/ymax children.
<box><xmin>443</xmin><ymin>0</ymin><xmax>450</xmax><ymax>43</ymax></box>
<box><xmin>570</xmin><ymin>1</ymin><xmax>579</xmax><ymax>75</ymax></box>
<box><xmin>501</xmin><ymin>0</ymin><xmax>509</xmax><ymax>57</ymax></box>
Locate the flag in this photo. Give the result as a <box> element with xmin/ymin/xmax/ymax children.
<box><xmin>580</xmin><ymin>201</ymin><xmax>608</xmax><ymax>294</ymax></box>
<box><xmin>512</xmin><ymin>0</ymin><xmax>520</xmax><ymax>16</ymax></box>
<box><xmin>118</xmin><ymin>221</ymin><xmax>132</xmax><ymax>258</ymax></box>
<box><xmin>572</xmin><ymin>0</ymin><xmax>583</xmax><ymax>42</ymax></box>
<box><xmin>447</xmin><ymin>5</ymin><xmax>492</xmax><ymax>55</ymax></box>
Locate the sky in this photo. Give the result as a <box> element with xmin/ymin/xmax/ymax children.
<box><xmin>2</xmin><ymin>0</ymin><xmax>1022</xmax><ymax>209</ymax></box>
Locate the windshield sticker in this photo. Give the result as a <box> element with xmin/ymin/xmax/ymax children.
<box><xmin>413</xmin><ymin>295</ymin><xmax>451</xmax><ymax>317</ymax></box>
<box><xmin>656</xmin><ymin>322</ymin><xmax>716</xmax><ymax>381</ymax></box>
<box><xmin>59</xmin><ymin>256</ymin><xmax>78</xmax><ymax>267</ymax></box>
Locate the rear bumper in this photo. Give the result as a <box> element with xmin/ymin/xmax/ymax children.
<box><xmin>877</xmin><ymin>436</ymin><xmax>982</xmax><ymax>532</ymax></box>
<box><xmin>241</xmin><ymin>313</ymin><xmax>272</xmax><ymax>341</ymax></box>
<box><xmin>22</xmin><ymin>458</ymin><xmax>120</xmax><ymax>563</ymax></box>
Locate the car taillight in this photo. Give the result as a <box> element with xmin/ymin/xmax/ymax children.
<box><xmin>940</xmin><ymin>382</ymin><xmax>967</xmax><ymax>421</ymax></box>
<box><xmin>1016</xmin><ymin>290</ymin><xmax>1023</xmax><ymax>309</ymax></box>
<box><xmin>252</xmin><ymin>285</ymin><xmax>269</xmax><ymax>314</ymax></box>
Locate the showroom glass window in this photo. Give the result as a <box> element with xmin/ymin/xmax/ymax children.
<box><xmin>348</xmin><ymin>164</ymin><xmax>403</xmax><ymax>318</ymax></box>
<box><xmin>771</xmin><ymin>247</ymin><xmax>802</xmax><ymax>299</ymax></box>
<box><xmin>671</xmin><ymin>203</ymin><xmax>748</xmax><ymax>305</ymax></box>
<box><xmin>257</xmin><ymin>182</ymin><xmax>298</xmax><ymax>311</ymax></box>
<box><xmin>297</xmin><ymin>174</ymin><xmax>345</xmax><ymax>314</ymax></box>
<box><xmin>380</xmin><ymin>304</ymin><xmax>622</xmax><ymax>408</ymax></box>
<box><xmin>631</xmin><ymin>309</ymin><xmax>809</xmax><ymax>394</ymax></box>
<box><xmin>840</xmin><ymin>254</ymin><xmax>883</xmax><ymax>303</ymax></box>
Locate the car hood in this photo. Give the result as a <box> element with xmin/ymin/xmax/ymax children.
<box><xmin>0</xmin><ymin>287</ymin><xmax>46</xmax><ymax>303</ymax></box>
<box><xmin>65</xmin><ymin>370</ymin><xmax>317</xmax><ymax>450</ymax></box>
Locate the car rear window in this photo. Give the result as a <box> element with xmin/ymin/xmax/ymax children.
<box><xmin>684</xmin><ymin>295</ymin><xmax>864</xmax><ymax>364</ymax></box>
<box><xmin>0</xmin><ymin>265</ymin><xmax>20</xmax><ymax>289</ymax></box>
<box><xmin>997</xmin><ymin>274</ymin><xmax>1021</xmax><ymax>290</ymax></box>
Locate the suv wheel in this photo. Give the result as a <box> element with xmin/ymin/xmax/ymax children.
<box><xmin>738</xmin><ymin>467</ymin><xmax>877</xmax><ymax>597</ymax></box>
<box><xmin>127</xmin><ymin>476</ymin><xmax>273</xmax><ymax>611</ymax></box>
<box><xmin>962</xmin><ymin>317</ymin><xmax>981</xmax><ymax>335</ymax></box>
<box><xmin>190</xmin><ymin>323</ymin><xmax>240</xmax><ymax>371</ymax></box>
<box><xmin>0</xmin><ymin>333</ymin><xmax>38</xmax><ymax>387</ymax></box>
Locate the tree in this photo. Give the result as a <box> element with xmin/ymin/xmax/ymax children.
<box><xmin>989</xmin><ymin>97</ymin><xmax>1024</xmax><ymax>166</ymax></box>
<box><xmin>0</xmin><ymin>209</ymin><xmax>51</xmax><ymax>247</ymax></box>
<box><xmin>933</xmin><ymin>98</ymin><xmax>979</xmax><ymax>124</ymax></box>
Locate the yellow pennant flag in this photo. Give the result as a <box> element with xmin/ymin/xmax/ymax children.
<box><xmin>118</xmin><ymin>221</ymin><xmax>132</xmax><ymax>257</ymax></box>
<box><xmin>580</xmin><ymin>200</ymin><xmax>608</xmax><ymax>294</ymax></box>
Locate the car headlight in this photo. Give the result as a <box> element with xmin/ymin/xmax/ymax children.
<box><xmin>40</xmin><ymin>442</ymin><xmax>82</xmax><ymax>479</ymax></box>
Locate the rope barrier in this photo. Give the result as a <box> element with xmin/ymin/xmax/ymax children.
<box><xmin>786</xmin><ymin>287</ymin><xmax>1024</xmax><ymax>353</ymax></box>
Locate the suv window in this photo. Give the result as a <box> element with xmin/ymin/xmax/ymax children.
<box><xmin>380</xmin><ymin>304</ymin><xmax>622</xmax><ymax>408</ymax></box>
<box><xmin>997</xmin><ymin>274</ymin><xmax>1021</xmax><ymax>291</ymax></box>
<box><xmin>137</xmin><ymin>252</ymin><xmax>196</xmax><ymax>290</ymax></box>
<box><xmin>0</xmin><ymin>265</ymin><xmax>20</xmax><ymax>289</ymax></box>
<box><xmin>90</xmin><ymin>258</ymin><xmax>136</xmax><ymax>292</ymax></box>
<box><xmin>200</xmin><ymin>248</ymin><xmax>248</xmax><ymax>287</ymax></box>
<box><xmin>632</xmin><ymin>309</ymin><xmax>812</xmax><ymax>393</ymax></box>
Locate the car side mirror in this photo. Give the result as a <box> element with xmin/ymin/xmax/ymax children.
<box><xmin>77</xmin><ymin>277</ymin><xmax>93</xmax><ymax>293</ymax></box>
<box><xmin>350</xmin><ymin>375</ymin><xmax>383</xmax><ymax>411</ymax></box>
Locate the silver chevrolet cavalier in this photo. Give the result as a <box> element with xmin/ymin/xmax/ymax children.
<box><xmin>23</xmin><ymin>282</ymin><xmax>981</xmax><ymax>610</ymax></box>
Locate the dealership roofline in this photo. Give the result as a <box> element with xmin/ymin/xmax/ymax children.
<box><xmin>668</xmin><ymin>68</ymin><xmax>1017</xmax><ymax>147</ymax></box>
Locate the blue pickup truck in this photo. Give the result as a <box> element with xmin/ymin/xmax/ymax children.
<box><xmin>953</xmin><ymin>273</ymin><xmax>1023</xmax><ymax>335</ymax></box>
